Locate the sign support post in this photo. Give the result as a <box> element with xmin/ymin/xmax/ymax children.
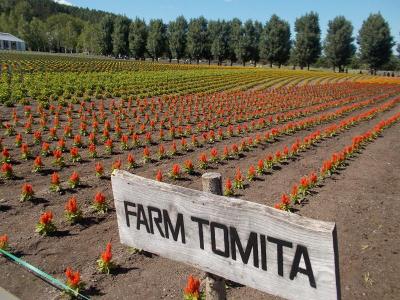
<box><xmin>201</xmin><ymin>173</ymin><xmax>227</xmax><ymax>300</ymax></box>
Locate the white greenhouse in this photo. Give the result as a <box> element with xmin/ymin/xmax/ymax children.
<box><xmin>0</xmin><ymin>32</ymin><xmax>26</xmax><ymax>51</ymax></box>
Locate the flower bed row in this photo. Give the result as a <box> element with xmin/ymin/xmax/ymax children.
<box><xmin>275</xmin><ymin>112</ymin><xmax>400</xmax><ymax>211</ymax></box>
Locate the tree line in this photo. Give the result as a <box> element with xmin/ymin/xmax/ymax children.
<box><xmin>0</xmin><ymin>0</ymin><xmax>399</xmax><ymax>72</ymax></box>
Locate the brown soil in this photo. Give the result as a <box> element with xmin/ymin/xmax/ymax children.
<box><xmin>0</xmin><ymin>92</ymin><xmax>399</xmax><ymax>300</ymax></box>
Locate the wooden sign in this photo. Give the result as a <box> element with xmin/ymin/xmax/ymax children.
<box><xmin>111</xmin><ymin>171</ymin><xmax>340</xmax><ymax>300</ymax></box>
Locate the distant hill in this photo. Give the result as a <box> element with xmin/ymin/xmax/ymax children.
<box><xmin>0</xmin><ymin>0</ymin><xmax>116</xmax><ymax>24</ymax></box>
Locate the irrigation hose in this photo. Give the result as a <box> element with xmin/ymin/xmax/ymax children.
<box><xmin>0</xmin><ymin>248</ymin><xmax>90</xmax><ymax>300</ymax></box>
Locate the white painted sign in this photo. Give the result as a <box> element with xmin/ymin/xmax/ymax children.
<box><xmin>111</xmin><ymin>170</ymin><xmax>340</xmax><ymax>300</ymax></box>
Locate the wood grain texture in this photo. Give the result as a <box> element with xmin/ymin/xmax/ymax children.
<box><xmin>202</xmin><ymin>173</ymin><xmax>227</xmax><ymax>300</ymax></box>
<box><xmin>111</xmin><ymin>170</ymin><xmax>340</xmax><ymax>300</ymax></box>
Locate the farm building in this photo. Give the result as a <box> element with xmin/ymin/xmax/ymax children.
<box><xmin>0</xmin><ymin>32</ymin><xmax>26</xmax><ymax>51</ymax></box>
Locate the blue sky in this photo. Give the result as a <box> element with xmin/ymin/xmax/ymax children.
<box><xmin>57</xmin><ymin>0</ymin><xmax>400</xmax><ymax>45</ymax></box>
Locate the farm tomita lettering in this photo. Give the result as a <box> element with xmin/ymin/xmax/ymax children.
<box><xmin>123</xmin><ymin>201</ymin><xmax>316</xmax><ymax>288</ymax></box>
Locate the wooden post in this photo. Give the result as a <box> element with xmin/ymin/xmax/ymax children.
<box><xmin>201</xmin><ymin>172</ymin><xmax>227</xmax><ymax>300</ymax></box>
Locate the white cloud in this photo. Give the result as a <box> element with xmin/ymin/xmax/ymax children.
<box><xmin>53</xmin><ymin>0</ymin><xmax>73</xmax><ymax>6</ymax></box>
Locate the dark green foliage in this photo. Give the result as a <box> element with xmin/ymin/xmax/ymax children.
<box><xmin>231</xmin><ymin>19</ymin><xmax>247</xmax><ymax>66</ymax></box>
<box><xmin>294</xmin><ymin>12</ymin><xmax>321</xmax><ymax>69</ymax></box>
<box><xmin>259</xmin><ymin>15</ymin><xmax>291</xmax><ymax>67</ymax></box>
<box><xmin>209</xmin><ymin>20</ymin><xmax>231</xmax><ymax>65</ymax></box>
<box><xmin>112</xmin><ymin>16</ymin><xmax>130</xmax><ymax>57</ymax></box>
<box><xmin>167</xmin><ymin>16</ymin><xmax>188</xmax><ymax>63</ymax></box>
<box><xmin>129</xmin><ymin>18</ymin><xmax>147</xmax><ymax>59</ymax></box>
<box><xmin>99</xmin><ymin>15</ymin><xmax>114</xmax><ymax>55</ymax></box>
<box><xmin>187</xmin><ymin>16</ymin><xmax>209</xmax><ymax>63</ymax></box>
<box><xmin>146</xmin><ymin>19</ymin><xmax>166</xmax><ymax>61</ymax></box>
<box><xmin>357</xmin><ymin>13</ymin><xmax>394</xmax><ymax>72</ymax></box>
<box><xmin>324</xmin><ymin>16</ymin><xmax>355</xmax><ymax>72</ymax></box>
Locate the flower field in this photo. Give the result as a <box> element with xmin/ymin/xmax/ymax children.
<box><xmin>0</xmin><ymin>54</ymin><xmax>400</xmax><ymax>300</ymax></box>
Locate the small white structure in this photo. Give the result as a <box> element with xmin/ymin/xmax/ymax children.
<box><xmin>0</xmin><ymin>32</ymin><xmax>26</xmax><ymax>51</ymax></box>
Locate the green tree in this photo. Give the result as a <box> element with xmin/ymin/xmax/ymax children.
<box><xmin>324</xmin><ymin>16</ymin><xmax>355</xmax><ymax>72</ymax></box>
<box><xmin>260</xmin><ymin>14</ymin><xmax>291</xmax><ymax>68</ymax></box>
<box><xmin>99</xmin><ymin>15</ymin><xmax>114</xmax><ymax>55</ymax></box>
<box><xmin>251</xmin><ymin>21</ymin><xmax>263</xmax><ymax>66</ymax></box>
<box><xmin>146</xmin><ymin>19</ymin><xmax>166</xmax><ymax>61</ymax></box>
<box><xmin>231</xmin><ymin>19</ymin><xmax>247</xmax><ymax>66</ymax></box>
<box><xmin>112</xmin><ymin>16</ymin><xmax>130</xmax><ymax>57</ymax></box>
<box><xmin>227</xmin><ymin>19</ymin><xmax>239</xmax><ymax>65</ymax></box>
<box><xmin>78</xmin><ymin>22</ymin><xmax>101</xmax><ymax>54</ymax></box>
<box><xmin>294</xmin><ymin>12</ymin><xmax>321</xmax><ymax>70</ymax></box>
<box><xmin>129</xmin><ymin>18</ymin><xmax>148</xmax><ymax>60</ymax></box>
<box><xmin>167</xmin><ymin>16</ymin><xmax>188</xmax><ymax>63</ymax></box>
<box><xmin>209</xmin><ymin>20</ymin><xmax>231</xmax><ymax>65</ymax></box>
<box><xmin>28</xmin><ymin>17</ymin><xmax>48</xmax><ymax>51</ymax></box>
<box><xmin>187</xmin><ymin>16</ymin><xmax>209</xmax><ymax>64</ymax></box>
<box><xmin>357</xmin><ymin>13</ymin><xmax>394</xmax><ymax>73</ymax></box>
<box><xmin>47</xmin><ymin>14</ymin><xmax>83</xmax><ymax>53</ymax></box>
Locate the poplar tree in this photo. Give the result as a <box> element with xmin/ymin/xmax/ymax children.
<box><xmin>324</xmin><ymin>16</ymin><xmax>355</xmax><ymax>72</ymax></box>
<box><xmin>357</xmin><ymin>13</ymin><xmax>394</xmax><ymax>73</ymax></box>
<box><xmin>294</xmin><ymin>12</ymin><xmax>321</xmax><ymax>70</ymax></box>
<box><xmin>167</xmin><ymin>16</ymin><xmax>188</xmax><ymax>63</ymax></box>
<box><xmin>129</xmin><ymin>18</ymin><xmax>147</xmax><ymax>60</ymax></box>
<box><xmin>260</xmin><ymin>15</ymin><xmax>291</xmax><ymax>68</ymax></box>
<box><xmin>146</xmin><ymin>19</ymin><xmax>166</xmax><ymax>61</ymax></box>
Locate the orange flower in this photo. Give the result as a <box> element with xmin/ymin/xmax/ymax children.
<box><xmin>65</xmin><ymin>267</ymin><xmax>81</xmax><ymax>289</ymax></box>
<box><xmin>224</xmin><ymin>178</ymin><xmax>234</xmax><ymax>196</ymax></box>
<box><xmin>170</xmin><ymin>164</ymin><xmax>181</xmax><ymax>179</ymax></box>
<box><xmin>281</xmin><ymin>194</ymin><xmax>290</xmax><ymax>205</ymax></box>
<box><xmin>112</xmin><ymin>159</ymin><xmax>122</xmax><ymax>171</ymax></box>
<box><xmin>156</xmin><ymin>170</ymin><xmax>163</xmax><ymax>182</ymax></box>
<box><xmin>247</xmin><ymin>165</ymin><xmax>256</xmax><ymax>181</ymax></box>
<box><xmin>65</xmin><ymin>196</ymin><xmax>78</xmax><ymax>214</ymax></box>
<box><xmin>184</xmin><ymin>275</ymin><xmax>200</xmax><ymax>298</ymax></box>
<box><xmin>101</xmin><ymin>243</ymin><xmax>112</xmax><ymax>263</ymax></box>
<box><xmin>94</xmin><ymin>192</ymin><xmax>106</xmax><ymax>205</ymax></box>
<box><xmin>143</xmin><ymin>147</ymin><xmax>151</xmax><ymax>163</ymax></box>
<box><xmin>39</xmin><ymin>211</ymin><xmax>53</xmax><ymax>225</ymax></box>
<box><xmin>95</xmin><ymin>163</ymin><xmax>104</xmax><ymax>177</ymax></box>
<box><xmin>198</xmin><ymin>153</ymin><xmax>208</xmax><ymax>169</ymax></box>
<box><xmin>0</xmin><ymin>234</ymin><xmax>9</xmax><ymax>250</ymax></box>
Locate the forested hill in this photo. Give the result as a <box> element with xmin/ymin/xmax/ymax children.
<box><xmin>0</xmin><ymin>0</ymin><xmax>114</xmax><ymax>24</ymax></box>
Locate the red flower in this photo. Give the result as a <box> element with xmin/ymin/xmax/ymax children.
<box><xmin>101</xmin><ymin>243</ymin><xmax>112</xmax><ymax>263</ymax></box>
<box><xmin>309</xmin><ymin>172</ymin><xmax>318</xmax><ymax>186</ymax></box>
<box><xmin>170</xmin><ymin>164</ymin><xmax>181</xmax><ymax>179</ymax></box>
<box><xmin>143</xmin><ymin>147</ymin><xmax>151</xmax><ymax>163</ymax></box>
<box><xmin>184</xmin><ymin>275</ymin><xmax>200</xmax><ymax>298</ymax></box>
<box><xmin>65</xmin><ymin>267</ymin><xmax>81</xmax><ymax>289</ymax></box>
<box><xmin>183</xmin><ymin>160</ymin><xmax>194</xmax><ymax>174</ymax></box>
<box><xmin>112</xmin><ymin>159</ymin><xmax>122</xmax><ymax>171</ymax></box>
<box><xmin>65</xmin><ymin>196</ymin><xmax>78</xmax><ymax>214</ymax></box>
<box><xmin>234</xmin><ymin>168</ymin><xmax>244</xmax><ymax>189</ymax></box>
<box><xmin>68</xmin><ymin>171</ymin><xmax>80</xmax><ymax>188</ymax></box>
<box><xmin>51</xmin><ymin>172</ymin><xmax>60</xmax><ymax>185</ymax></box>
<box><xmin>127</xmin><ymin>153</ymin><xmax>136</xmax><ymax>169</ymax></box>
<box><xmin>158</xmin><ymin>144</ymin><xmax>166</xmax><ymax>159</ymax></box>
<box><xmin>256</xmin><ymin>159</ymin><xmax>264</xmax><ymax>174</ymax></box>
<box><xmin>156</xmin><ymin>170</ymin><xmax>163</xmax><ymax>182</ymax></box>
<box><xmin>198</xmin><ymin>153</ymin><xmax>208</xmax><ymax>169</ymax></box>
<box><xmin>94</xmin><ymin>192</ymin><xmax>106</xmax><ymax>205</ymax></box>
<box><xmin>1</xmin><ymin>163</ymin><xmax>13</xmax><ymax>179</ymax></box>
<box><xmin>210</xmin><ymin>148</ymin><xmax>218</xmax><ymax>162</ymax></box>
<box><xmin>39</xmin><ymin>211</ymin><xmax>53</xmax><ymax>225</ymax></box>
<box><xmin>247</xmin><ymin>165</ymin><xmax>256</xmax><ymax>181</ymax></box>
<box><xmin>53</xmin><ymin>149</ymin><xmax>62</xmax><ymax>159</ymax></box>
<box><xmin>95</xmin><ymin>163</ymin><xmax>104</xmax><ymax>177</ymax></box>
<box><xmin>222</xmin><ymin>146</ymin><xmax>229</xmax><ymax>160</ymax></box>
<box><xmin>0</xmin><ymin>234</ymin><xmax>8</xmax><ymax>250</ymax></box>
